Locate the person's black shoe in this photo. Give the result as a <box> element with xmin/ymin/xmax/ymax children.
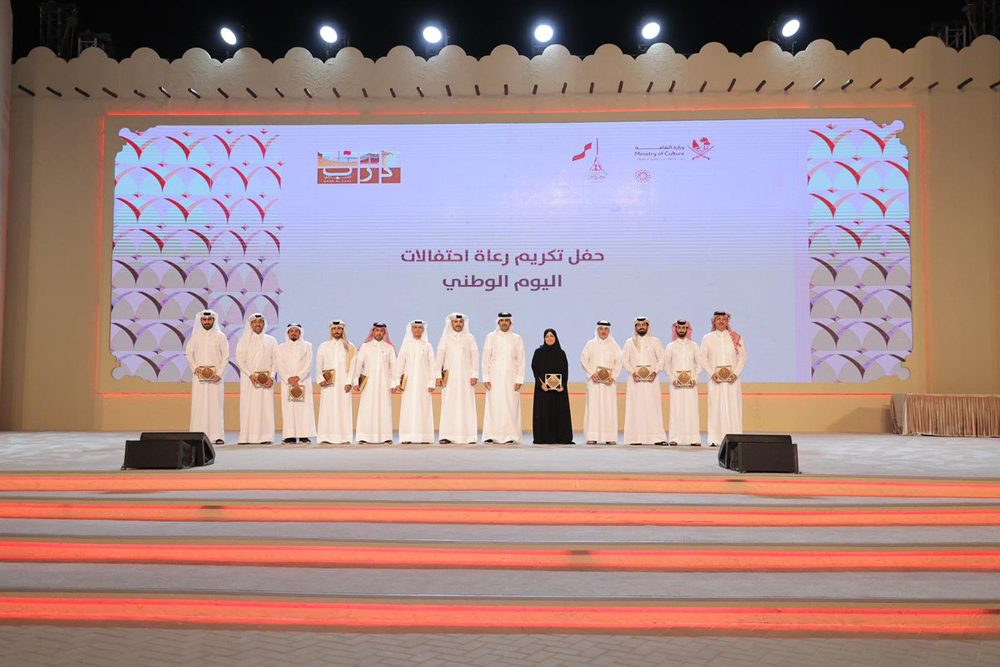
<box><xmin>629</xmin><ymin>443</ymin><xmax>643</xmax><ymax>446</ymax></box>
<box><xmin>605</xmin><ymin>441</ymin><xmax>616</xmax><ymax>445</ymax></box>
<box><xmin>383</xmin><ymin>440</ymin><xmax>393</xmax><ymax>444</ymax></box>
<box><xmin>710</xmin><ymin>443</ymin><xmax>718</xmax><ymax>447</ymax></box>
<box><xmin>214</xmin><ymin>439</ymin><xmax>224</xmax><ymax>445</ymax></box>
<box><xmin>282</xmin><ymin>438</ymin><xmax>296</xmax><ymax>444</ymax></box>
<box><xmin>261</xmin><ymin>441</ymin><xmax>272</xmax><ymax>445</ymax></box>
<box><xmin>691</xmin><ymin>443</ymin><xmax>702</xmax><ymax>447</ymax></box>
<box><xmin>654</xmin><ymin>441</ymin><xmax>668</xmax><ymax>446</ymax></box>
<box><xmin>298</xmin><ymin>438</ymin><xmax>311</xmax><ymax>443</ymax></box>
<box><xmin>586</xmin><ymin>441</ymin><xmax>597</xmax><ymax>445</ymax></box>
<box><xmin>439</xmin><ymin>439</ymin><xmax>451</xmax><ymax>444</ymax></box>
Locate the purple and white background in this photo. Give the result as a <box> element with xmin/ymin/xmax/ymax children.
<box><xmin>110</xmin><ymin>118</ymin><xmax>911</xmax><ymax>384</ymax></box>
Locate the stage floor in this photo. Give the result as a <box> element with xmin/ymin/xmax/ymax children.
<box><xmin>0</xmin><ymin>431</ymin><xmax>997</xmax><ymax>476</ymax></box>
<box><xmin>0</xmin><ymin>432</ymin><xmax>997</xmax><ymax>666</ymax></box>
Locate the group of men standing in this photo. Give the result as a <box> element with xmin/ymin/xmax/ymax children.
<box><xmin>185</xmin><ymin>310</ymin><xmax>746</xmax><ymax>446</ymax></box>
<box><xmin>580</xmin><ymin>313</ymin><xmax>746</xmax><ymax>447</ymax></box>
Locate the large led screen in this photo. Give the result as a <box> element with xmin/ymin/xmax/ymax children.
<box><xmin>110</xmin><ymin>118</ymin><xmax>912</xmax><ymax>383</ymax></box>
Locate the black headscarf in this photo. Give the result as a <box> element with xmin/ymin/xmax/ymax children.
<box><xmin>531</xmin><ymin>328</ymin><xmax>573</xmax><ymax>444</ymax></box>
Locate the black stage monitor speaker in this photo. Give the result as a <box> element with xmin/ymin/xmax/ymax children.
<box><xmin>122</xmin><ymin>431</ymin><xmax>216</xmax><ymax>470</ymax></box>
<box><xmin>718</xmin><ymin>434</ymin><xmax>799</xmax><ymax>473</ymax></box>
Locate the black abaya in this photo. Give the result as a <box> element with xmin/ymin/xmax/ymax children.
<box><xmin>531</xmin><ymin>329</ymin><xmax>574</xmax><ymax>444</ymax></box>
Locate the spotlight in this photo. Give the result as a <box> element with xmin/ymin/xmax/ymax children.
<box><xmin>422</xmin><ymin>25</ymin><xmax>443</xmax><ymax>44</ymax></box>
<box><xmin>641</xmin><ymin>22</ymin><xmax>660</xmax><ymax>41</ymax></box>
<box><xmin>781</xmin><ymin>19</ymin><xmax>801</xmax><ymax>38</ymax></box>
<box><xmin>220</xmin><ymin>27</ymin><xmax>238</xmax><ymax>46</ymax></box>
<box><xmin>533</xmin><ymin>24</ymin><xmax>554</xmax><ymax>43</ymax></box>
<box><xmin>319</xmin><ymin>25</ymin><xmax>338</xmax><ymax>44</ymax></box>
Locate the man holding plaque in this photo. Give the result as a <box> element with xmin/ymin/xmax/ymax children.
<box><xmin>436</xmin><ymin>313</ymin><xmax>479</xmax><ymax>444</ymax></box>
<box><xmin>235</xmin><ymin>313</ymin><xmax>278</xmax><ymax>444</ymax></box>
<box><xmin>663</xmin><ymin>320</ymin><xmax>702</xmax><ymax>446</ymax></box>
<box><xmin>394</xmin><ymin>320</ymin><xmax>438</xmax><ymax>444</ymax></box>
<box><xmin>185</xmin><ymin>309</ymin><xmax>229</xmax><ymax>444</ymax></box>
<box><xmin>276</xmin><ymin>324</ymin><xmax>316</xmax><ymax>444</ymax></box>
<box><xmin>621</xmin><ymin>317</ymin><xmax>667</xmax><ymax>446</ymax></box>
<box><xmin>481</xmin><ymin>312</ymin><xmax>525</xmax><ymax>444</ymax></box>
<box><xmin>353</xmin><ymin>322</ymin><xmax>396</xmax><ymax>444</ymax></box>
<box><xmin>315</xmin><ymin>320</ymin><xmax>356</xmax><ymax>444</ymax></box>
<box><xmin>700</xmin><ymin>311</ymin><xmax>747</xmax><ymax>447</ymax></box>
<box><xmin>581</xmin><ymin>320</ymin><xmax>622</xmax><ymax>445</ymax></box>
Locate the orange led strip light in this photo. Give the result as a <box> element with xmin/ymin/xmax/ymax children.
<box><xmin>0</xmin><ymin>473</ymin><xmax>997</xmax><ymax>498</ymax></box>
<box><xmin>0</xmin><ymin>539</ymin><xmax>997</xmax><ymax>571</ymax></box>
<box><xmin>0</xmin><ymin>595</ymin><xmax>996</xmax><ymax>635</ymax></box>
<box><xmin>0</xmin><ymin>500</ymin><xmax>997</xmax><ymax>526</ymax></box>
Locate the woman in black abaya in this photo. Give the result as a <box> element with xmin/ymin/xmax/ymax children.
<box><xmin>531</xmin><ymin>329</ymin><xmax>574</xmax><ymax>444</ymax></box>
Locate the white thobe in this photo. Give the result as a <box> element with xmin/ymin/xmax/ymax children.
<box><xmin>437</xmin><ymin>334</ymin><xmax>479</xmax><ymax>443</ymax></box>
<box><xmin>276</xmin><ymin>340</ymin><xmax>317</xmax><ymax>439</ymax></box>
<box><xmin>481</xmin><ymin>331</ymin><xmax>525</xmax><ymax>443</ymax></box>
<box><xmin>663</xmin><ymin>338</ymin><xmax>702</xmax><ymax>445</ymax></box>
<box><xmin>621</xmin><ymin>336</ymin><xmax>667</xmax><ymax>444</ymax></box>
<box><xmin>354</xmin><ymin>340</ymin><xmax>395</xmax><ymax>443</ymax></box>
<box><xmin>236</xmin><ymin>333</ymin><xmax>278</xmax><ymax>444</ymax></box>
<box><xmin>185</xmin><ymin>330</ymin><xmax>229</xmax><ymax>442</ymax></box>
<box><xmin>395</xmin><ymin>339</ymin><xmax>438</xmax><ymax>443</ymax></box>
<box><xmin>581</xmin><ymin>339</ymin><xmax>622</xmax><ymax>443</ymax></box>
<box><xmin>700</xmin><ymin>331</ymin><xmax>748</xmax><ymax>445</ymax></box>
<box><xmin>315</xmin><ymin>340</ymin><xmax>356</xmax><ymax>443</ymax></box>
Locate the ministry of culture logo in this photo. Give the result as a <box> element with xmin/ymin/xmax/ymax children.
<box><xmin>572</xmin><ymin>139</ymin><xmax>607</xmax><ymax>181</ymax></box>
<box><xmin>634</xmin><ymin>169</ymin><xmax>651</xmax><ymax>183</ymax></box>
<box><xmin>317</xmin><ymin>150</ymin><xmax>401</xmax><ymax>184</ymax></box>
<box><xmin>689</xmin><ymin>137</ymin><xmax>713</xmax><ymax>160</ymax></box>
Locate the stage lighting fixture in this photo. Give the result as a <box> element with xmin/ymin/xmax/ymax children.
<box><xmin>422</xmin><ymin>26</ymin><xmax>443</xmax><ymax>44</ymax></box>
<box><xmin>781</xmin><ymin>19</ymin><xmax>801</xmax><ymax>38</ymax></box>
<box><xmin>220</xmin><ymin>27</ymin><xmax>238</xmax><ymax>46</ymax></box>
<box><xmin>641</xmin><ymin>22</ymin><xmax>661</xmax><ymax>40</ymax></box>
<box><xmin>320</xmin><ymin>26</ymin><xmax>338</xmax><ymax>44</ymax></box>
<box><xmin>534</xmin><ymin>24</ymin><xmax>554</xmax><ymax>43</ymax></box>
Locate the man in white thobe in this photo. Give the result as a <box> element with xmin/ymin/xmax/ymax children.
<box><xmin>394</xmin><ymin>320</ymin><xmax>438</xmax><ymax>444</ymax></box>
<box><xmin>663</xmin><ymin>319</ymin><xmax>702</xmax><ymax>447</ymax></box>
<box><xmin>185</xmin><ymin>309</ymin><xmax>229</xmax><ymax>444</ymax></box>
<box><xmin>235</xmin><ymin>313</ymin><xmax>278</xmax><ymax>444</ymax></box>
<box><xmin>315</xmin><ymin>320</ymin><xmax>356</xmax><ymax>444</ymax></box>
<box><xmin>436</xmin><ymin>313</ymin><xmax>479</xmax><ymax>444</ymax></box>
<box><xmin>353</xmin><ymin>322</ymin><xmax>396</xmax><ymax>444</ymax></box>
<box><xmin>700</xmin><ymin>311</ymin><xmax>747</xmax><ymax>447</ymax></box>
<box><xmin>276</xmin><ymin>323</ymin><xmax>317</xmax><ymax>444</ymax></box>
<box><xmin>581</xmin><ymin>320</ymin><xmax>622</xmax><ymax>445</ymax></box>
<box><xmin>481</xmin><ymin>312</ymin><xmax>525</xmax><ymax>444</ymax></box>
<box><xmin>621</xmin><ymin>316</ymin><xmax>667</xmax><ymax>445</ymax></box>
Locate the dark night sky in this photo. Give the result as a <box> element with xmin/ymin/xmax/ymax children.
<box><xmin>12</xmin><ymin>0</ymin><xmax>969</xmax><ymax>62</ymax></box>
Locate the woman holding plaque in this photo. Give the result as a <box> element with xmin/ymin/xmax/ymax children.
<box><xmin>531</xmin><ymin>329</ymin><xmax>574</xmax><ymax>444</ymax></box>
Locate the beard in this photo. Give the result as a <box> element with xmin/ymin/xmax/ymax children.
<box><xmin>636</xmin><ymin>329</ymin><xmax>647</xmax><ymax>337</ymax></box>
<box><xmin>202</xmin><ymin>323</ymin><xmax>213</xmax><ymax>330</ymax></box>
<box><xmin>676</xmin><ymin>331</ymin><xmax>687</xmax><ymax>338</ymax></box>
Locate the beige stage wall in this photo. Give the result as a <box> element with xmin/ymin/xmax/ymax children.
<box><xmin>2</xmin><ymin>37</ymin><xmax>998</xmax><ymax>433</ymax></box>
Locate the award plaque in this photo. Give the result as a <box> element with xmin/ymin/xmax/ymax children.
<box><xmin>440</xmin><ymin>370</ymin><xmax>449</xmax><ymax>387</ymax></box>
<box><xmin>196</xmin><ymin>366</ymin><xmax>216</xmax><ymax>382</ymax></box>
<box><xmin>322</xmin><ymin>369</ymin><xmax>335</xmax><ymax>384</ymax></box>
<box><xmin>716</xmin><ymin>365</ymin><xmax>733</xmax><ymax>381</ymax></box>
<box><xmin>252</xmin><ymin>371</ymin><xmax>271</xmax><ymax>389</ymax></box>
<box><xmin>289</xmin><ymin>385</ymin><xmax>305</xmax><ymax>402</ymax></box>
<box><xmin>596</xmin><ymin>366</ymin><xmax>612</xmax><ymax>382</ymax></box>
<box><xmin>358</xmin><ymin>374</ymin><xmax>368</xmax><ymax>392</ymax></box>
<box><xmin>544</xmin><ymin>373</ymin><xmax>563</xmax><ymax>390</ymax></box>
<box><xmin>399</xmin><ymin>374</ymin><xmax>408</xmax><ymax>391</ymax></box>
<box><xmin>676</xmin><ymin>370</ymin><xmax>693</xmax><ymax>387</ymax></box>
<box><xmin>636</xmin><ymin>365</ymin><xmax>653</xmax><ymax>381</ymax></box>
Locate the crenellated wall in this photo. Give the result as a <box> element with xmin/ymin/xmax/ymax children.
<box><xmin>2</xmin><ymin>36</ymin><xmax>998</xmax><ymax>433</ymax></box>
